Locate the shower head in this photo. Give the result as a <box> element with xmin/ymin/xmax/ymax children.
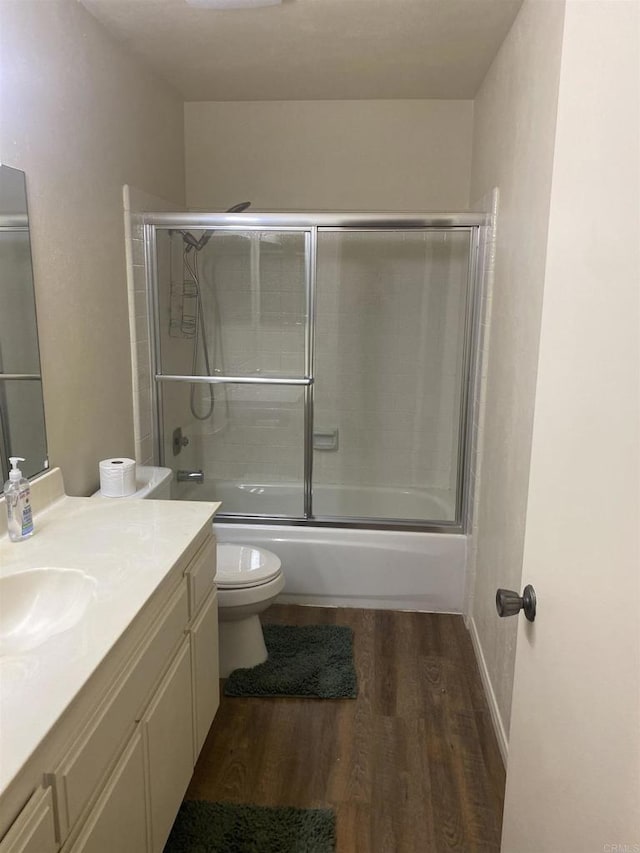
<box><xmin>179</xmin><ymin>230</ymin><xmax>201</xmax><ymax>250</ymax></box>
<box><xmin>181</xmin><ymin>201</ymin><xmax>252</xmax><ymax>251</ymax></box>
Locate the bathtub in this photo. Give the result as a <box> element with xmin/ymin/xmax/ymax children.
<box><xmin>174</xmin><ymin>480</ymin><xmax>466</xmax><ymax>613</ymax></box>
<box><xmin>176</xmin><ymin>479</ymin><xmax>457</xmax><ymax>521</ymax></box>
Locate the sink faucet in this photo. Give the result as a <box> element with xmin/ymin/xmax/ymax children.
<box><xmin>177</xmin><ymin>469</ymin><xmax>204</xmax><ymax>484</ymax></box>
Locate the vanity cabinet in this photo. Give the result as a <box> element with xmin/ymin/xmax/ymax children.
<box><xmin>64</xmin><ymin>734</ymin><xmax>147</xmax><ymax>853</ymax></box>
<box><xmin>0</xmin><ymin>527</ymin><xmax>220</xmax><ymax>853</ymax></box>
<box><xmin>143</xmin><ymin>639</ymin><xmax>194</xmax><ymax>853</ymax></box>
<box><xmin>54</xmin><ymin>583</ymin><xmax>190</xmax><ymax>837</ymax></box>
<box><xmin>190</xmin><ymin>588</ymin><xmax>220</xmax><ymax>758</ymax></box>
<box><xmin>0</xmin><ymin>788</ymin><xmax>57</xmax><ymax>853</ymax></box>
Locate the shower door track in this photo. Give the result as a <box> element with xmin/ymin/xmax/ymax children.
<box><xmin>144</xmin><ymin>212</ymin><xmax>489</xmax><ymax>533</ymax></box>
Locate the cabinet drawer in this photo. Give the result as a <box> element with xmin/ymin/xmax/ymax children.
<box><xmin>185</xmin><ymin>534</ymin><xmax>216</xmax><ymax>617</ymax></box>
<box><xmin>0</xmin><ymin>787</ymin><xmax>58</xmax><ymax>853</ymax></box>
<box><xmin>54</xmin><ymin>582</ymin><xmax>189</xmax><ymax>833</ymax></box>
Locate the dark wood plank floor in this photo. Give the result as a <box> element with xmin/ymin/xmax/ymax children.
<box><xmin>187</xmin><ymin>605</ymin><xmax>506</xmax><ymax>852</ymax></box>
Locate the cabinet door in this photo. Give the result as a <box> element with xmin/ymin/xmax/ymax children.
<box><xmin>190</xmin><ymin>588</ymin><xmax>220</xmax><ymax>759</ymax></box>
<box><xmin>54</xmin><ymin>582</ymin><xmax>188</xmax><ymax>835</ymax></box>
<box><xmin>65</xmin><ymin>733</ymin><xmax>148</xmax><ymax>853</ymax></box>
<box><xmin>142</xmin><ymin>639</ymin><xmax>193</xmax><ymax>853</ymax></box>
<box><xmin>0</xmin><ymin>787</ymin><xmax>58</xmax><ymax>853</ymax></box>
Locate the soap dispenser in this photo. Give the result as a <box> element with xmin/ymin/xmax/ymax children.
<box><xmin>3</xmin><ymin>457</ymin><xmax>35</xmax><ymax>542</ymax></box>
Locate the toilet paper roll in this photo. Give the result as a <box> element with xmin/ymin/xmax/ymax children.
<box><xmin>99</xmin><ymin>458</ymin><xmax>136</xmax><ymax>497</ymax></box>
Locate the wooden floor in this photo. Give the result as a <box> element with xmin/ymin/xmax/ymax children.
<box><xmin>187</xmin><ymin>604</ymin><xmax>506</xmax><ymax>852</ymax></box>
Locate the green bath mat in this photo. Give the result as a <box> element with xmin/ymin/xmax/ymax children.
<box><xmin>164</xmin><ymin>800</ymin><xmax>336</xmax><ymax>853</ymax></box>
<box><xmin>224</xmin><ymin>624</ymin><xmax>357</xmax><ymax>699</ymax></box>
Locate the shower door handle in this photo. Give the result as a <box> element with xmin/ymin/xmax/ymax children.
<box><xmin>495</xmin><ymin>585</ymin><xmax>537</xmax><ymax>622</ymax></box>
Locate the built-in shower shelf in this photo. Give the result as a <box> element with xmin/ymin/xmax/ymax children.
<box><xmin>313</xmin><ymin>428</ymin><xmax>339</xmax><ymax>451</ymax></box>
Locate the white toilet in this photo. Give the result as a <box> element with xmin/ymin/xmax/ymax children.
<box><xmin>93</xmin><ymin>466</ymin><xmax>285</xmax><ymax>677</ymax></box>
<box><xmin>216</xmin><ymin>543</ymin><xmax>285</xmax><ymax>677</ymax></box>
<box><xmin>92</xmin><ymin>465</ymin><xmax>173</xmax><ymax>500</ymax></box>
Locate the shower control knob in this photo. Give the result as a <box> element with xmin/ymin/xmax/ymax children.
<box><xmin>172</xmin><ymin>426</ymin><xmax>189</xmax><ymax>456</ymax></box>
<box><xmin>495</xmin><ymin>585</ymin><xmax>537</xmax><ymax>622</ymax></box>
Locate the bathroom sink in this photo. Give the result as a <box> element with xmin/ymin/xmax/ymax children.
<box><xmin>0</xmin><ymin>568</ymin><xmax>97</xmax><ymax>656</ymax></box>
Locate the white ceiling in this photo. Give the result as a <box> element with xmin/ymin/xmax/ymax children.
<box><xmin>79</xmin><ymin>0</ymin><xmax>524</xmax><ymax>101</ymax></box>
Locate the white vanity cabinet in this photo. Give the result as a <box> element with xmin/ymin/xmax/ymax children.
<box><xmin>190</xmin><ymin>588</ymin><xmax>220</xmax><ymax>759</ymax></box>
<box><xmin>0</xmin><ymin>788</ymin><xmax>58</xmax><ymax>853</ymax></box>
<box><xmin>63</xmin><ymin>733</ymin><xmax>148</xmax><ymax>853</ymax></box>
<box><xmin>0</xmin><ymin>522</ymin><xmax>220</xmax><ymax>853</ymax></box>
<box><xmin>186</xmin><ymin>536</ymin><xmax>219</xmax><ymax>759</ymax></box>
<box><xmin>54</xmin><ymin>582</ymin><xmax>190</xmax><ymax>837</ymax></box>
<box><xmin>142</xmin><ymin>639</ymin><xmax>194</xmax><ymax>853</ymax></box>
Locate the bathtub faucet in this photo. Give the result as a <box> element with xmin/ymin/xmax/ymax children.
<box><xmin>177</xmin><ymin>469</ymin><xmax>204</xmax><ymax>484</ymax></box>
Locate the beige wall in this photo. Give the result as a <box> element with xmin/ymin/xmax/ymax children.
<box><xmin>466</xmin><ymin>0</ymin><xmax>566</xmax><ymax>755</ymax></box>
<box><xmin>184</xmin><ymin>100</ymin><xmax>473</xmax><ymax>211</ymax></box>
<box><xmin>0</xmin><ymin>0</ymin><xmax>185</xmax><ymax>495</ymax></box>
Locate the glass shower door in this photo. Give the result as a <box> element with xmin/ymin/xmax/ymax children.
<box><xmin>152</xmin><ymin>227</ymin><xmax>311</xmax><ymax>518</ymax></box>
<box><xmin>313</xmin><ymin>229</ymin><xmax>472</xmax><ymax>523</ymax></box>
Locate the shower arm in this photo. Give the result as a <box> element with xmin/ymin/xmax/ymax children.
<box><xmin>182</xmin><ymin>201</ymin><xmax>252</xmax><ymax>253</ymax></box>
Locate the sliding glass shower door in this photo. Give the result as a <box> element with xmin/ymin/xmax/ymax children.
<box><xmin>151</xmin><ymin>227</ymin><xmax>312</xmax><ymax>518</ymax></box>
<box><xmin>314</xmin><ymin>230</ymin><xmax>471</xmax><ymax>523</ymax></box>
<box><xmin>147</xmin><ymin>214</ymin><xmax>481</xmax><ymax>528</ymax></box>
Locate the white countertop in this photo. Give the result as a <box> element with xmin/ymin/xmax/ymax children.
<box><xmin>0</xmin><ymin>469</ymin><xmax>220</xmax><ymax>800</ymax></box>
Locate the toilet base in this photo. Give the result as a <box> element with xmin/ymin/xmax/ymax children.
<box><xmin>219</xmin><ymin>614</ymin><xmax>268</xmax><ymax>677</ymax></box>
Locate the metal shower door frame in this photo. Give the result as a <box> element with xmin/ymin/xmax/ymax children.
<box><xmin>144</xmin><ymin>212</ymin><xmax>488</xmax><ymax>532</ymax></box>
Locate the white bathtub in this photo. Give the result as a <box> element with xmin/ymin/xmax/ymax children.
<box><xmin>175</xmin><ymin>479</ymin><xmax>457</xmax><ymax>521</ymax></box>
<box><xmin>214</xmin><ymin>523</ymin><xmax>466</xmax><ymax>613</ymax></box>
<box><xmin>174</xmin><ymin>480</ymin><xmax>466</xmax><ymax>613</ymax></box>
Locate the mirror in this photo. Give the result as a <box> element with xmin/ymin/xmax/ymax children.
<box><xmin>0</xmin><ymin>164</ymin><xmax>48</xmax><ymax>481</ymax></box>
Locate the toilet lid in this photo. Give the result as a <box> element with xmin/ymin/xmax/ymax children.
<box><xmin>216</xmin><ymin>544</ymin><xmax>282</xmax><ymax>589</ymax></box>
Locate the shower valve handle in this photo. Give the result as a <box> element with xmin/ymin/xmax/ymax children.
<box><xmin>495</xmin><ymin>585</ymin><xmax>537</xmax><ymax>622</ymax></box>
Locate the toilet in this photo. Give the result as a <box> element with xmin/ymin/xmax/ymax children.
<box><xmin>216</xmin><ymin>544</ymin><xmax>285</xmax><ymax>677</ymax></box>
<box><xmin>92</xmin><ymin>465</ymin><xmax>173</xmax><ymax>500</ymax></box>
<box><xmin>93</xmin><ymin>466</ymin><xmax>285</xmax><ymax>677</ymax></box>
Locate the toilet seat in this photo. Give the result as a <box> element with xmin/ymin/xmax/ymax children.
<box><xmin>216</xmin><ymin>544</ymin><xmax>282</xmax><ymax>589</ymax></box>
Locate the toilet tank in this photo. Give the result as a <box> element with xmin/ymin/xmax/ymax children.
<box><xmin>93</xmin><ymin>466</ymin><xmax>173</xmax><ymax>500</ymax></box>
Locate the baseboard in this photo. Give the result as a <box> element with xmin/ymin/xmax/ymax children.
<box><xmin>467</xmin><ymin>616</ymin><xmax>509</xmax><ymax>766</ymax></box>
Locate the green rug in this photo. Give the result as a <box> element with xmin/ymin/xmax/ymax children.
<box><xmin>224</xmin><ymin>624</ymin><xmax>357</xmax><ymax>699</ymax></box>
<box><xmin>164</xmin><ymin>800</ymin><xmax>335</xmax><ymax>853</ymax></box>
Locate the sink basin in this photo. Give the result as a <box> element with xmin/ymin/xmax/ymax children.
<box><xmin>0</xmin><ymin>568</ymin><xmax>97</xmax><ymax>656</ymax></box>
